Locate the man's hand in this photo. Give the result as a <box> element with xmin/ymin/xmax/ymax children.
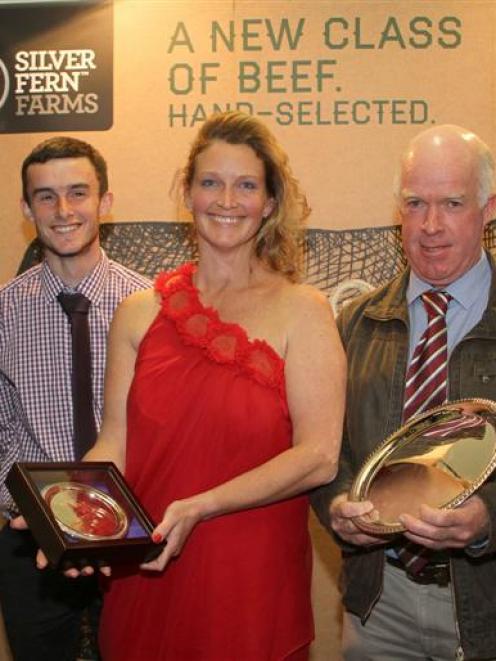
<box><xmin>399</xmin><ymin>495</ymin><xmax>489</xmax><ymax>549</ymax></box>
<box><xmin>35</xmin><ymin>549</ymin><xmax>111</xmax><ymax>578</ymax></box>
<box><xmin>9</xmin><ymin>515</ymin><xmax>111</xmax><ymax>576</ymax></box>
<box><xmin>9</xmin><ymin>515</ymin><xmax>27</xmax><ymax>530</ymax></box>
<box><xmin>330</xmin><ymin>493</ymin><xmax>386</xmax><ymax>546</ymax></box>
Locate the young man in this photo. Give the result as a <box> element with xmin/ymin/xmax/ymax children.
<box><xmin>312</xmin><ymin>125</ymin><xmax>496</xmax><ymax>661</ymax></box>
<box><xmin>0</xmin><ymin>137</ymin><xmax>151</xmax><ymax>661</ymax></box>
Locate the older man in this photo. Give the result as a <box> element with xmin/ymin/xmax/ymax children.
<box><xmin>312</xmin><ymin>125</ymin><xmax>496</xmax><ymax>660</ymax></box>
<box><xmin>0</xmin><ymin>137</ymin><xmax>151</xmax><ymax>661</ymax></box>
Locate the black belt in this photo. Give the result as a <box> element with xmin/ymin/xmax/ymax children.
<box><xmin>386</xmin><ymin>555</ymin><xmax>451</xmax><ymax>586</ymax></box>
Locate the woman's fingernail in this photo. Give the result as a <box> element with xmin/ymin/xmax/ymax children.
<box><xmin>152</xmin><ymin>533</ymin><xmax>163</xmax><ymax>543</ymax></box>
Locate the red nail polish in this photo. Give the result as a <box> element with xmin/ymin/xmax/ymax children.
<box><xmin>152</xmin><ymin>533</ymin><xmax>163</xmax><ymax>543</ymax></box>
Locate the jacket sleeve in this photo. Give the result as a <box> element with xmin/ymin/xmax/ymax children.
<box><xmin>465</xmin><ymin>480</ymin><xmax>496</xmax><ymax>557</ymax></box>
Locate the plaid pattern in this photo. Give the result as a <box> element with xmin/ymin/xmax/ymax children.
<box><xmin>0</xmin><ymin>251</ymin><xmax>151</xmax><ymax>510</ymax></box>
<box><xmin>0</xmin><ymin>370</ymin><xmax>48</xmax><ymax>509</ymax></box>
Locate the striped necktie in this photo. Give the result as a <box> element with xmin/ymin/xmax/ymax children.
<box><xmin>403</xmin><ymin>290</ymin><xmax>451</xmax><ymax>423</ymax></box>
<box><xmin>396</xmin><ymin>290</ymin><xmax>451</xmax><ymax>575</ymax></box>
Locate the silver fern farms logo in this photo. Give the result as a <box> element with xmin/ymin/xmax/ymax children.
<box><xmin>0</xmin><ymin>58</ymin><xmax>9</xmax><ymax>110</ymax></box>
<box><xmin>0</xmin><ymin>1</ymin><xmax>112</xmax><ymax>133</ymax></box>
<box><xmin>14</xmin><ymin>49</ymin><xmax>98</xmax><ymax>116</ymax></box>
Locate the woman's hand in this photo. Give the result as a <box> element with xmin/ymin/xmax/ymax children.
<box><xmin>140</xmin><ymin>496</ymin><xmax>209</xmax><ymax>572</ymax></box>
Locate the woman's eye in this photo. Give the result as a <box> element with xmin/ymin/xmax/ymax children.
<box><xmin>240</xmin><ymin>181</ymin><xmax>256</xmax><ymax>190</ymax></box>
<box><xmin>200</xmin><ymin>179</ymin><xmax>216</xmax><ymax>188</ymax></box>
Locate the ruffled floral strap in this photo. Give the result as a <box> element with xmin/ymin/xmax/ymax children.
<box><xmin>155</xmin><ymin>264</ymin><xmax>286</xmax><ymax>404</ymax></box>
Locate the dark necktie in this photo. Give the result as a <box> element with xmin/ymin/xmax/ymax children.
<box><xmin>57</xmin><ymin>292</ymin><xmax>97</xmax><ymax>459</ymax></box>
<box><xmin>396</xmin><ymin>290</ymin><xmax>452</xmax><ymax>574</ymax></box>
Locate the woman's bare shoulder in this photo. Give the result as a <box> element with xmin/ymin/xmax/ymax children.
<box><xmin>276</xmin><ymin>279</ymin><xmax>332</xmax><ymax>318</ymax></box>
<box><xmin>111</xmin><ymin>287</ymin><xmax>162</xmax><ymax>347</ymax></box>
<box><xmin>116</xmin><ymin>287</ymin><xmax>160</xmax><ymax>315</ymax></box>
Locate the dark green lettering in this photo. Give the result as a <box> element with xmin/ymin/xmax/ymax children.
<box><xmin>239</xmin><ymin>61</ymin><xmax>260</xmax><ymax>92</ymax></box>
<box><xmin>266</xmin><ymin>61</ymin><xmax>286</xmax><ymax>93</ymax></box>
<box><xmin>354</xmin><ymin>17</ymin><xmax>374</xmax><ymax>50</ymax></box>
<box><xmin>211</xmin><ymin>21</ymin><xmax>235</xmax><ymax>52</ymax></box>
<box><xmin>391</xmin><ymin>100</ymin><xmax>407</xmax><ymax>124</ymax></box>
<box><xmin>291</xmin><ymin>60</ymin><xmax>312</xmax><ymax>93</ymax></box>
<box><xmin>323</xmin><ymin>17</ymin><xmax>348</xmax><ymax>49</ymax></box>
<box><xmin>276</xmin><ymin>101</ymin><xmax>293</xmax><ymax>125</ymax></box>
<box><xmin>169</xmin><ymin>63</ymin><xmax>194</xmax><ymax>95</ymax></box>
<box><xmin>266</xmin><ymin>18</ymin><xmax>305</xmax><ymax>50</ymax></box>
<box><xmin>167</xmin><ymin>22</ymin><xmax>194</xmax><ymax>53</ymax></box>
<box><xmin>378</xmin><ymin>17</ymin><xmax>406</xmax><ymax>49</ymax></box>
<box><xmin>352</xmin><ymin>100</ymin><xmax>370</xmax><ymax>124</ymax></box>
<box><xmin>242</xmin><ymin>19</ymin><xmax>263</xmax><ymax>51</ymax></box>
<box><xmin>438</xmin><ymin>16</ymin><xmax>462</xmax><ymax>48</ymax></box>
<box><xmin>409</xmin><ymin>16</ymin><xmax>432</xmax><ymax>48</ymax></box>
<box><xmin>297</xmin><ymin>100</ymin><xmax>313</xmax><ymax>125</ymax></box>
<box><xmin>334</xmin><ymin>100</ymin><xmax>349</xmax><ymax>124</ymax></box>
<box><xmin>411</xmin><ymin>100</ymin><xmax>429</xmax><ymax>123</ymax></box>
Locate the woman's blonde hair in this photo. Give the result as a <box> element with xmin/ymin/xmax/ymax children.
<box><xmin>183</xmin><ymin>111</ymin><xmax>310</xmax><ymax>281</ymax></box>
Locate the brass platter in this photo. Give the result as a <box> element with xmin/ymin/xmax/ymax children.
<box><xmin>349</xmin><ymin>399</ymin><xmax>496</xmax><ymax>535</ymax></box>
<box><xmin>41</xmin><ymin>482</ymin><xmax>129</xmax><ymax>541</ymax></box>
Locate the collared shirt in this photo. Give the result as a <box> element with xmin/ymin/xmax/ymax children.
<box><xmin>406</xmin><ymin>250</ymin><xmax>491</xmax><ymax>363</ymax></box>
<box><xmin>404</xmin><ymin>251</ymin><xmax>492</xmax><ymax>553</ymax></box>
<box><xmin>0</xmin><ymin>251</ymin><xmax>151</xmax><ymax>509</ymax></box>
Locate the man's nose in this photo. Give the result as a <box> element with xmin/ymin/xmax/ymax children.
<box><xmin>56</xmin><ymin>196</ymin><xmax>74</xmax><ymax>218</ymax></box>
<box><xmin>422</xmin><ymin>204</ymin><xmax>442</xmax><ymax>232</ymax></box>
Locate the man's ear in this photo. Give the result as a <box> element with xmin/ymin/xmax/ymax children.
<box><xmin>482</xmin><ymin>194</ymin><xmax>496</xmax><ymax>226</ymax></box>
<box><xmin>21</xmin><ymin>198</ymin><xmax>34</xmax><ymax>222</ymax></box>
<box><xmin>98</xmin><ymin>191</ymin><xmax>113</xmax><ymax>218</ymax></box>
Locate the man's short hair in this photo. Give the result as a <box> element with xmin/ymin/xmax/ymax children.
<box><xmin>22</xmin><ymin>136</ymin><xmax>108</xmax><ymax>203</ymax></box>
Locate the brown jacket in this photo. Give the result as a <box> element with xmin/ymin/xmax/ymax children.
<box><xmin>311</xmin><ymin>255</ymin><xmax>496</xmax><ymax>660</ymax></box>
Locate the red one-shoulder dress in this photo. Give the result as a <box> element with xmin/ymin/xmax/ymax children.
<box><xmin>99</xmin><ymin>263</ymin><xmax>313</xmax><ymax>661</ymax></box>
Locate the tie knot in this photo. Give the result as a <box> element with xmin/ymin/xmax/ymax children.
<box><xmin>421</xmin><ymin>290</ymin><xmax>451</xmax><ymax>318</ymax></box>
<box><xmin>57</xmin><ymin>292</ymin><xmax>91</xmax><ymax>316</ymax></box>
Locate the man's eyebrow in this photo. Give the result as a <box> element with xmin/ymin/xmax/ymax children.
<box><xmin>31</xmin><ymin>187</ymin><xmax>55</xmax><ymax>197</ymax></box>
<box><xmin>31</xmin><ymin>183</ymin><xmax>90</xmax><ymax>196</ymax></box>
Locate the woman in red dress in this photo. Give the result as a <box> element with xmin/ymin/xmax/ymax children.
<box><xmin>86</xmin><ymin>111</ymin><xmax>346</xmax><ymax>660</ymax></box>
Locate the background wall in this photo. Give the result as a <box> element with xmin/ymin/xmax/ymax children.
<box><xmin>1</xmin><ymin>1</ymin><xmax>495</xmax><ymax>658</ymax></box>
<box><xmin>1</xmin><ymin>1</ymin><xmax>496</xmax><ymax>283</ymax></box>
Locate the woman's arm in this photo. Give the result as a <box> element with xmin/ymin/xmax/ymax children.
<box><xmin>144</xmin><ymin>284</ymin><xmax>346</xmax><ymax>570</ymax></box>
<box><xmin>84</xmin><ymin>288</ymin><xmax>158</xmax><ymax>470</ymax></box>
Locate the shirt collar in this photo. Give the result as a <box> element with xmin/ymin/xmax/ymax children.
<box><xmin>406</xmin><ymin>250</ymin><xmax>489</xmax><ymax>310</ymax></box>
<box><xmin>41</xmin><ymin>250</ymin><xmax>110</xmax><ymax>305</ymax></box>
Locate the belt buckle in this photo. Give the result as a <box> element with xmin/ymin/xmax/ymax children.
<box><xmin>406</xmin><ymin>563</ymin><xmax>450</xmax><ymax>586</ymax></box>
<box><xmin>431</xmin><ymin>564</ymin><xmax>450</xmax><ymax>587</ymax></box>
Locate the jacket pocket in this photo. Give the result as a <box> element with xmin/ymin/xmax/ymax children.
<box><xmin>474</xmin><ymin>360</ymin><xmax>496</xmax><ymax>385</ymax></box>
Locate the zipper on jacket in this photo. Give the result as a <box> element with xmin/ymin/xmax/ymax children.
<box><xmin>361</xmin><ymin>554</ymin><xmax>385</xmax><ymax>623</ymax></box>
